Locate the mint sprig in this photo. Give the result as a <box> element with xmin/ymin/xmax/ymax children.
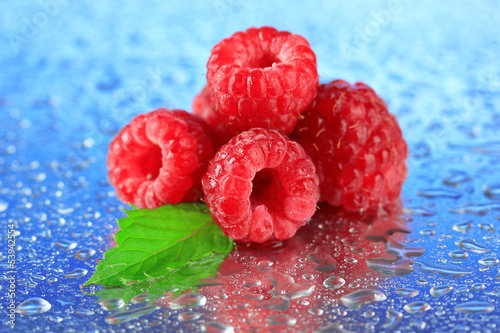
<box><xmin>84</xmin><ymin>203</ymin><xmax>234</xmax><ymax>287</ymax></box>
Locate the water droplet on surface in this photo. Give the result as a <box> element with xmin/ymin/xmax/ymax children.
<box><xmin>455</xmin><ymin>238</ymin><xmax>491</xmax><ymax>253</ymax></box>
<box><xmin>15</xmin><ymin>297</ymin><xmax>51</xmax><ymax>315</ymax></box>
<box><xmin>258</xmin><ymin>296</ymin><xmax>290</xmax><ymax>311</ymax></box>
<box><xmin>170</xmin><ymin>293</ymin><xmax>207</xmax><ymax>309</ymax></box>
<box><xmin>471</xmin><ymin>283</ymin><xmax>486</xmax><ymax>291</ymax></box>
<box><xmin>241</xmin><ymin>291</ymin><xmax>264</xmax><ymax>301</ymax></box>
<box><xmin>309</xmin><ymin>308</ymin><xmax>324</xmax><ymax>316</ymax></box>
<box><xmin>97</xmin><ymin>298</ymin><xmax>125</xmax><ymax>311</ymax></box>
<box><xmin>478</xmin><ymin>223</ymin><xmax>495</xmax><ymax>233</ymax></box>
<box><xmin>404</xmin><ymin>301</ymin><xmax>431</xmax><ymax>314</ymax></box>
<box><xmin>344</xmin><ymin>257</ymin><xmax>358</xmax><ymax>264</ymax></box>
<box><xmin>105</xmin><ymin>305</ymin><xmax>159</xmax><ymax>325</ymax></box>
<box><xmin>394</xmin><ymin>288</ymin><xmax>419</xmax><ymax>298</ymax></box>
<box><xmin>443</xmin><ymin>170</ymin><xmax>471</xmax><ymax>187</ymax></box>
<box><xmin>383</xmin><ymin>309</ymin><xmax>403</xmax><ymax>329</ymax></box>
<box><xmin>0</xmin><ymin>200</ymin><xmax>8</xmax><ymax>212</ymax></box>
<box><xmin>257</xmin><ymin>260</ymin><xmax>273</xmax><ymax>272</ymax></box>
<box><xmin>178</xmin><ymin>311</ymin><xmax>202</xmax><ymax>322</ymax></box>
<box><xmin>417</xmin><ymin>188</ymin><xmax>462</xmax><ymax>199</ymax></box>
<box><xmin>413</xmin><ymin>261</ymin><xmax>471</xmax><ymax>278</ymax></box>
<box><xmin>450</xmin><ymin>203</ymin><xmax>500</xmax><ymax>215</ymax></box>
<box><xmin>449</xmin><ymin>250</ymin><xmax>468</xmax><ymax>260</ymax></box>
<box><xmin>201</xmin><ymin>322</ymin><xmax>235</xmax><ymax>333</ymax></box>
<box><xmin>454</xmin><ymin>301</ymin><xmax>494</xmax><ymax>314</ymax></box>
<box><xmin>76</xmin><ymin>309</ymin><xmax>95</xmax><ymax>316</ymax></box>
<box><xmin>55</xmin><ymin>239</ymin><xmax>77</xmax><ymax>251</ymax></box>
<box><xmin>430</xmin><ymin>285</ymin><xmax>453</xmax><ymax>297</ymax></box>
<box><xmin>63</xmin><ymin>268</ymin><xmax>88</xmax><ymax>278</ymax></box>
<box><xmin>479</xmin><ymin>257</ymin><xmax>499</xmax><ymax>266</ymax></box>
<box><xmin>302</xmin><ymin>273</ymin><xmax>315</xmax><ymax>281</ymax></box>
<box><xmin>266</xmin><ymin>314</ymin><xmax>297</xmax><ymax>326</ymax></box>
<box><xmin>484</xmin><ymin>184</ymin><xmax>500</xmax><ymax>200</ymax></box>
<box><xmin>323</xmin><ymin>276</ymin><xmax>346</xmax><ymax>289</ymax></box>
<box><xmin>340</xmin><ymin>289</ymin><xmax>387</xmax><ymax>310</ymax></box>
<box><xmin>404</xmin><ymin>207</ymin><xmax>436</xmax><ymax>216</ymax></box>
<box><xmin>420</xmin><ymin>229</ymin><xmax>435</xmax><ymax>236</ymax></box>
<box><xmin>242</xmin><ymin>278</ymin><xmax>261</xmax><ymax>288</ymax></box>
<box><xmin>75</xmin><ymin>249</ymin><xmax>96</xmax><ymax>261</ymax></box>
<box><xmin>452</xmin><ymin>221</ymin><xmax>472</xmax><ymax>234</ymax></box>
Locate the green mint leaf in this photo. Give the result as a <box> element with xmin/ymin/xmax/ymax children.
<box><xmin>84</xmin><ymin>203</ymin><xmax>233</xmax><ymax>287</ymax></box>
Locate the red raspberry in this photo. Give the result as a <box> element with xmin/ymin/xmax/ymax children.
<box><xmin>107</xmin><ymin>108</ymin><xmax>216</xmax><ymax>209</ymax></box>
<box><xmin>202</xmin><ymin>128</ymin><xmax>320</xmax><ymax>243</ymax></box>
<box><xmin>292</xmin><ymin>80</ymin><xmax>408</xmax><ymax>214</ymax></box>
<box><xmin>206</xmin><ymin>26</ymin><xmax>319</xmax><ymax>135</ymax></box>
<box><xmin>192</xmin><ymin>86</ymin><xmax>234</xmax><ymax>149</ymax></box>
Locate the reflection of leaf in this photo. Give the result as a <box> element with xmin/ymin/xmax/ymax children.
<box><xmin>92</xmin><ymin>254</ymin><xmax>227</xmax><ymax>305</ymax></box>
<box><xmin>84</xmin><ymin>203</ymin><xmax>234</xmax><ymax>287</ymax></box>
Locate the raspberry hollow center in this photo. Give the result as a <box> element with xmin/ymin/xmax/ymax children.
<box><xmin>250</xmin><ymin>54</ymin><xmax>280</xmax><ymax>69</ymax></box>
<box><xmin>139</xmin><ymin>145</ymin><xmax>162</xmax><ymax>180</ymax></box>
<box><xmin>251</xmin><ymin>168</ymin><xmax>284</xmax><ymax>210</ymax></box>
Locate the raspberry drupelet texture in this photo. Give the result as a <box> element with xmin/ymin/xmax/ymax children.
<box><xmin>206</xmin><ymin>26</ymin><xmax>319</xmax><ymax>135</ymax></box>
<box><xmin>107</xmin><ymin>108</ymin><xmax>216</xmax><ymax>209</ymax></box>
<box><xmin>292</xmin><ymin>80</ymin><xmax>408</xmax><ymax>214</ymax></box>
<box><xmin>202</xmin><ymin>128</ymin><xmax>320</xmax><ymax>243</ymax></box>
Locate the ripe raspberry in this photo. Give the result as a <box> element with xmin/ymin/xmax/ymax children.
<box><xmin>192</xmin><ymin>86</ymin><xmax>233</xmax><ymax>149</ymax></box>
<box><xmin>202</xmin><ymin>128</ymin><xmax>319</xmax><ymax>243</ymax></box>
<box><xmin>206</xmin><ymin>26</ymin><xmax>319</xmax><ymax>135</ymax></box>
<box><xmin>291</xmin><ymin>80</ymin><xmax>408</xmax><ymax>214</ymax></box>
<box><xmin>107</xmin><ymin>108</ymin><xmax>216</xmax><ymax>209</ymax></box>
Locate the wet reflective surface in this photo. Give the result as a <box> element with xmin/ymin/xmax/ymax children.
<box><xmin>1</xmin><ymin>1</ymin><xmax>500</xmax><ymax>332</ymax></box>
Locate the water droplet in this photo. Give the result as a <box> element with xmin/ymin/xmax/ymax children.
<box><xmin>76</xmin><ymin>309</ymin><xmax>95</xmax><ymax>316</ymax></box>
<box><xmin>394</xmin><ymin>288</ymin><xmax>419</xmax><ymax>298</ymax></box>
<box><xmin>97</xmin><ymin>298</ymin><xmax>125</xmax><ymax>311</ymax></box>
<box><xmin>449</xmin><ymin>250</ymin><xmax>468</xmax><ymax>260</ymax></box>
<box><xmin>302</xmin><ymin>273</ymin><xmax>315</xmax><ymax>281</ymax></box>
<box><xmin>15</xmin><ymin>297</ymin><xmax>51</xmax><ymax>315</ymax></box>
<box><xmin>443</xmin><ymin>170</ymin><xmax>471</xmax><ymax>187</ymax></box>
<box><xmin>266</xmin><ymin>314</ymin><xmax>297</xmax><ymax>326</ymax></box>
<box><xmin>309</xmin><ymin>308</ymin><xmax>324</xmax><ymax>316</ymax></box>
<box><xmin>75</xmin><ymin>249</ymin><xmax>96</xmax><ymax>261</ymax></box>
<box><xmin>420</xmin><ymin>229</ymin><xmax>435</xmax><ymax>236</ymax></box>
<box><xmin>455</xmin><ymin>238</ymin><xmax>491</xmax><ymax>253</ymax></box>
<box><xmin>430</xmin><ymin>285</ymin><xmax>453</xmax><ymax>297</ymax></box>
<box><xmin>362</xmin><ymin>310</ymin><xmax>375</xmax><ymax>318</ymax></box>
<box><xmin>413</xmin><ymin>261</ymin><xmax>471</xmax><ymax>278</ymax></box>
<box><xmin>201</xmin><ymin>322</ymin><xmax>235</xmax><ymax>333</ymax></box>
<box><xmin>454</xmin><ymin>301</ymin><xmax>494</xmax><ymax>314</ymax></box>
<box><xmin>340</xmin><ymin>289</ymin><xmax>387</xmax><ymax>310</ymax></box>
<box><xmin>403</xmin><ymin>301</ymin><xmax>431</xmax><ymax>314</ymax></box>
<box><xmin>450</xmin><ymin>203</ymin><xmax>500</xmax><ymax>216</ymax></box>
<box><xmin>383</xmin><ymin>309</ymin><xmax>403</xmax><ymax>329</ymax></box>
<box><xmin>478</xmin><ymin>223</ymin><xmax>495</xmax><ymax>233</ymax></box>
<box><xmin>323</xmin><ymin>276</ymin><xmax>346</xmax><ymax>289</ymax></box>
<box><xmin>479</xmin><ymin>257</ymin><xmax>499</xmax><ymax>266</ymax></box>
<box><xmin>105</xmin><ymin>305</ymin><xmax>159</xmax><ymax>325</ymax></box>
<box><xmin>452</xmin><ymin>221</ymin><xmax>472</xmax><ymax>234</ymax></box>
<box><xmin>63</xmin><ymin>268</ymin><xmax>88</xmax><ymax>278</ymax></box>
<box><xmin>241</xmin><ymin>291</ymin><xmax>264</xmax><ymax>301</ymax></box>
<box><xmin>48</xmin><ymin>315</ymin><xmax>63</xmax><ymax>323</ymax></box>
<box><xmin>55</xmin><ymin>239</ymin><xmax>77</xmax><ymax>251</ymax></box>
<box><xmin>257</xmin><ymin>260</ymin><xmax>273</xmax><ymax>272</ymax></box>
<box><xmin>170</xmin><ymin>293</ymin><xmax>207</xmax><ymax>309</ymax></box>
<box><xmin>484</xmin><ymin>184</ymin><xmax>500</xmax><ymax>200</ymax></box>
<box><xmin>0</xmin><ymin>200</ymin><xmax>8</xmax><ymax>212</ymax></box>
<box><xmin>258</xmin><ymin>296</ymin><xmax>290</xmax><ymax>311</ymax></box>
<box><xmin>344</xmin><ymin>257</ymin><xmax>357</xmax><ymax>264</ymax></box>
<box><xmin>242</xmin><ymin>278</ymin><xmax>261</xmax><ymax>288</ymax></box>
<box><xmin>233</xmin><ymin>302</ymin><xmax>249</xmax><ymax>309</ymax></box>
<box><xmin>178</xmin><ymin>311</ymin><xmax>202</xmax><ymax>322</ymax></box>
<box><xmin>471</xmin><ymin>283</ymin><xmax>486</xmax><ymax>291</ymax></box>
<box><xmin>404</xmin><ymin>207</ymin><xmax>436</xmax><ymax>216</ymax></box>
<box><xmin>417</xmin><ymin>188</ymin><xmax>462</xmax><ymax>199</ymax></box>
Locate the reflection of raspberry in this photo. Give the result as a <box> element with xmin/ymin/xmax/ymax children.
<box><xmin>202</xmin><ymin>128</ymin><xmax>319</xmax><ymax>243</ymax></box>
<box><xmin>107</xmin><ymin>108</ymin><xmax>215</xmax><ymax>208</ymax></box>
<box><xmin>192</xmin><ymin>86</ymin><xmax>233</xmax><ymax>149</ymax></box>
<box><xmin>292</xmin><ymin>80</ymin><xmax>408</xmax><ymax>213</ymax></box>
<box><xmin>206</xmin><ymin>26</ymin><xmax>319</xmax><ymax>135</ymax></box>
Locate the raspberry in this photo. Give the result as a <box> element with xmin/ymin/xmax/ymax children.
<box><xmin>291</xmin><ymin>80</ymin><xmax>408</xmax><ymax>214</ymax></box>
<box><xmin>202</xmin><ymin>128</ymin><xmax>319</xmax><ymax>243</ymax></box>
<box><xmin>206</xmin><ymin>26</ymin><xmax>319</xmax><ymax>135</ymax></box>
<box><xmin>107</xmin><ymin>108</ymin><xmax>216</xmax><ymax>209</ymax></box>
<box><xmin>192</xmin><ymin>86</ymin><xmax>233</xmax><ymax>149</ymax></box>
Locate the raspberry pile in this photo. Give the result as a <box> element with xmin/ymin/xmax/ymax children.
<box><xmin>107</xmin><ymin>26</ymin><xmax>408</xmax><ymax>243</ymax></box>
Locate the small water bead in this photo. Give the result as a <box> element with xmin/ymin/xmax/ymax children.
<box><xmin>478</xmin><ymin>257</ymin><xmax>499</xmax><ymax>266</ymax></box>
<box><xmin>242</xmin><ymin>278</ymin><xmax>261</xmax><ymax>288</ymax></box>
<box><xmin>75</xmin><ymin>249</ymin><xmax>96</xmax><ymax>261</ymax></box>
<box><xmin>55</xmin><ymin>239</ymin><xmax>77</xmax><ymax>251</ymax></box>
<box><xmin>48</xmin><ymin>315</ymin><xmax>63</xmax><ymax>323</ymax></box>
<box><xmin>201</xmin><ymin>322</ymin><xmax>235</xmax><ymax>333</ymax></box>
<box><xmin>178</xmin><ymin>311</ymin><xmax>203</xmax><ymax>322</ymax></box>
<box><xmin>452</xmin><ymin>221</ymin><xmax>472</xmax><ymax>234</ymax></box>
<box><xmin>266</xmin><ymin>314</ymin><xmax>297</xmax><ymax>326</ymax></box>
<box><xmin>170</xmin><ymin>293</ymin><xmax>207</xmax><ymax>309</ymax></box>
<box><xmin>443</xmin><ymin>171</ymin><xmax>471</xmax><ymax>187</ymax></box>
<box><xmin>420</xmin><ymin>229</ymin><xmax>435</xmax><ymax>236</ymax></box>
<box><xmin>430</xmin><ymin>285</ymin><xmax>454</xmax><ymax>297</ymax></box>
<box><xmin>349</xmin><ymin>282</ymin><xmax>360</xmax><ymax>288</ymax></box>
<box><xmin>454</xmin><ymin>301</ymin><xmax>495</xmax><ymax>314</ymax></box>
<box><xmin>15</xmin><ymin>297</ymin><xmax>51</xmax><ymax>315</ymax></box>
<box><xmin>340</xmin><ymin>289</ymin><xmax>387</xmax><ymax>310</ymax></box>
<box><xmin>351</xmin><ymin>246</ymin><xmax>365</xmax><ymax>253</ymax></box>
<box><xmin>257</xmin><ymin>260</ymin><xmax>273</xmax><ymax>272</ymax></box>
<box><xmin>478</xmin><ymin>223</ymin><xmax>495</xmax><ymax>233</ymax></box>
<box><xmin>0</xmin><ymin>200</ymin><xmax>8</xmax><ymax>212</ymax></box>
<box><xmin>394</xmin><ymin>288</ymin><xmax>419</xmax><ymax>298</ymax></box>
<box><xmin>383</xmin><ymin>310</ymin><xmax>403</xmax><ymax>329</ymax></box>
<box><xmin>344</xmin><ymin>257</ymin><xmax>357</xmax><ymax>264</ymax></box>
<box><xmin>450</xmin><ymin>203</ymin><xmax>500</xmax><ymax>216</ymax></box>
<box><xmin>241</xmin><ymin>291</ymin><xmax>264</xmax><ymax>301</ymax></box>
<box><xmin>417</xmin><ymin>188</ymin><xmax>462</xmax><ymax>199</ymax></box>
<box><xmin>97</xmin><ymin>298</ymin><xmax>125</xmax><ymax>311</ymax></box>
<box><xmin>404</xmin><ymin>301</ymin><xmax>431</xmax><ymax>314</ymax></box>
<box><xmin>233</xmin><ymin>302</ymin><xmax>249</xmax><ymax>309</ymax></box>
<box><xmin>302</xmin><ymin>273</ymin><xmax>315</xmax><ymax>281</ymax></box>
<box><xmin>484</xmin><ymin>184</ymin><xmax>500</xmax><ymax>200</ymax></box>
<box><xmin>323</xmin><ymin>276</ymin><xmax>346</xmax><ymax>289</ymax></box>
<box><xmin>105</xmin><ymin>305</ymin><xmax>159</xmax><ymax>325</ymax></box>
<box><xmin>454</xmin><ymin>286</ymin><xmax>469</xmax><ymax>293</ymax></box>
<box><xmin>76</xmin><ymin>309</ymin><xmax>95</xmax><ymax>316</ymax></box>
<box><xmin>455</xmin><ymin>238</ymin><xmax>491</xmax><ymax>253</ymax></box>
<box><xmin>449</xmin><ymin>250</ymin><xmax>468</xmax><ymax>260</ymax></box>
<box><xmin>309</xmin><ymin>308</ymin><xmax>324</xmax><ymax>316</ymax></box>
<box><xmin>416</xmin><ymin>279</ymin><xmax>428</xmax><ymax>285</ymax></box>
<box><xmin>471</xmin><ymin>283</ymin><xmax>486</xmax><ymax>291</ymax></box>
<box><xmin>362</xmin><ymin>310</ymin><xmax>375</xmax><ymax>318</ymax></box>
<box><xmin>63</xmin><ymin>268</ymin><xmax>88</xmax><ymax>278</ymax></box>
